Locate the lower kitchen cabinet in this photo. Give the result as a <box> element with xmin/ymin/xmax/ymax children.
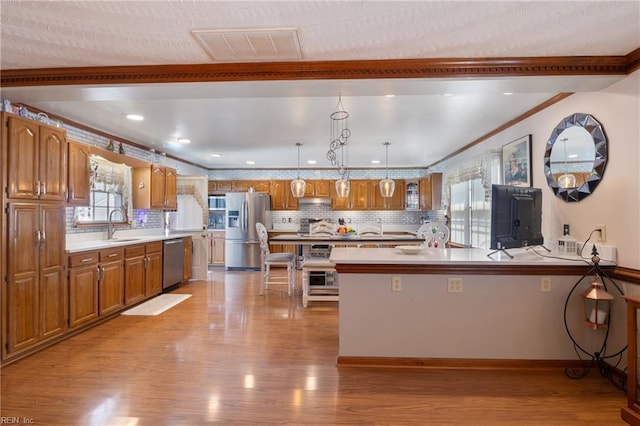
<box><xmin>98</xmin><ymin>247</ymin><xmax>125</xmax><ymax>316</ymax></box>
<box><xmin>5</xmin><ymin>202</ymin><xmax>67</xmax><ymax>358</ymax></box>
<box><xmin>124</xmin><ymin>245</ymin><xmax>146</xmax><ymax>306</ymax></box>
<box><xmin>68</xmin><ymin>251</ymin><xmax>99</xmax><ymax>328</ymax></box>
<box><xmin>145</xmin><ymin>241</ymin><xmax>163</xmax><ymax>297</ymax></box>
<box><xmin>208</xmin><ymin>231</ymin><xmax>225</xmax><ymax>265</ymax></box>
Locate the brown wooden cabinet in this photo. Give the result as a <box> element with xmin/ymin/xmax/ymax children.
<box><xmin>6</xmin><ymin>115</ymin><xmax>67</xmax><ymax>201</ymax></box>
<box><xmin>304</xmin><ymin>180</ymin><xmax>332</xmax><ymax>198</ymax></box>
<box><xmin>132</xmin><ymin>165</ymin><xmax>178</xmax><ymax>210</ymax></box>
<box><xmin>208</xmin><ymin>231</ymin><xmax>225</xmax><ymax>265</ymax></box>
<box><xmin>5</xmin><ymin>202</ymin><xmax>67</xmax><ymax>356</ymax></box>
<box><xmin>124</xmin><ymin>244</ymin><xmax>146</xmax><ymax>306</ymax></box>
<box><xmin>145</xmin><ymin>241</ymin><xmax>163</xmax><ymax>297</ymax></box>
<box><xmin>331</xmin><ymin>179</ymin><xmax>371</xmax><ymax>210</ymax></box>
<box><xmin>183</xmin><ymin>236</ymin><xmax>193</xmax><ymax>282</ymax></box>
<box><xmin>419</xmin><ymin>173</ymin><xmax>443</xmax><ymax>211</ymax></box>
<box><xmin>98</xmin><ymin>247</ymin><xmax>125</xmax><ymax>316</ymax></box>
<box><xmin>370</xmin><ymin>178</ymin><xmax>405</xmax><ymax>210</ymax></box>
<box><xmin>270</xmin><ymin>180</ymin><xmax>299</xmax><ymax>210</ymax></box>
<box><xmin>208</xmin><ymin>180</ymin><xmax>233</xmax><ymax>195</ymax></box>
<box><xmin>68</xmin><ymin>251</ymin><xmax>99</xmax><ymax>329</ymax></box>
<box><xmin>67</xmin><ymin>140</ymin><xmax>91</xmax><ymax>206</ymax></box>
<box><xmin>234</xmin><ymin>180</ymin><xmax>270</xmax><ymax>193</ymax></box>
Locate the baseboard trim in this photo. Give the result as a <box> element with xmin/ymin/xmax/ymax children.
<box><xmin>336</xmin><ymin>356</ymin><xmax>590</xmax><ymax>370</ymax></box>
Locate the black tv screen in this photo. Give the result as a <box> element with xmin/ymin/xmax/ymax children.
<box><xmin>490</xmin><ymin>184</ymin><xmax>544</xmax><ymax>250</ymax></box>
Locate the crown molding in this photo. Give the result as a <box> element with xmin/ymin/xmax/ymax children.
<box><xmin>1</xmin><ymin>54</ymin><xmax>636</xmax><ymax>87</ymax></box>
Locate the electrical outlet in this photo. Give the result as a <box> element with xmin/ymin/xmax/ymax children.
<box><xmin>391</xmin><ymin>277</ymin><xmax>402</xmax><ymax>292</ymax></box>
<box><xmin>541</xmin><ymin>277</ymin><xmax>552</xmax><ymax>292</ymax></box>
<box><xmin>447</xmin><ymin>278</ymin><xmax>463</xmax><ymax>293</ymax></box>
<box><xmin>595</xmin><ymin>224</ymin><xmax>606</xmax><ymax>242</ymax></box>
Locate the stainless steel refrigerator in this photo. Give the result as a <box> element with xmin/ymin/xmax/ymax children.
<box><xmin>225</xmin><ymin>192</ymin><xmax>271</xmax><ymax>270</ymax></box>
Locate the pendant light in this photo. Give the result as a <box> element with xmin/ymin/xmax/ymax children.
<box><xmin>557</xmin><ymin>137</ymin><xmax>576</xmax><ymax>189</ymax></box>
<box><xmin>290</xmin><ymin>142</ymin><xmax>307</xmax><ymax>197</ymax></box>
<box><xmin>327</xmin><ymin>96</ymin><xmax>351</xmax><ymax>198</ymax></box>
<box><xmin>379</xmin><ymin>141</ymin><xmax>395</xmax><ymax>198</ymax></box>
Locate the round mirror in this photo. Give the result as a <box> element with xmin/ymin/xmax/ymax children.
<box><xmin>544</xmin><ymin>113</ymin><xmax>607</xmax><ymax>202</ymax></box>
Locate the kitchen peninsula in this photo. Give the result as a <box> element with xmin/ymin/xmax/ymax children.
<box><xmin>330</xmin><ymin>247</ymin><xmax>616</xmax><ymax>367</ymax></box>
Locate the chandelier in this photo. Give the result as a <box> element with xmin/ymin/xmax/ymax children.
<box><xmin>290</xmin><ymin>142</ymin><xmax>306</xmax><ymax>197</ymax></box>
<box><xmin>327</xmin><ymin>96</ymin><xmax>351</xmax><ymax>198</ymax></box>
<box><xmin>379</xmin><ymin>141</ymin><xmax>395</xmax><ymax>198</ymax></box>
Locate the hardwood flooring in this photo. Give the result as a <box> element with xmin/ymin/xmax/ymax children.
<box><xmin>1</xmin><ymin>268</ymin><xmax>628</xmax><ymax>425</ymax></box>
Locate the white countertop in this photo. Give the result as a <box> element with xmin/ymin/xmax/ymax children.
<box><xmin>330</xmin><ymin>247</ymin><xmax>602</xmax><ymax>266</ymax></box>
<box><xmin>66</xmin><ymin>231</ymin><xmax>197</xmax><ymax>253</ymax></box>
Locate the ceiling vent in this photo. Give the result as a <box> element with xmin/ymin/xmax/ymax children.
<box><xmin>191</xmin><ymin>28</ymin><xmax>302</xmax><ymax>62</ymax></box>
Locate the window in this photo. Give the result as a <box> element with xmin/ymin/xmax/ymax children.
<box><xmin>448</xmin><ymin>151</ymin><xmax>500</xmax><ymax>248</ymax></box>
<box><xmin>74</xmin><ymin>154</ymin><xmax>131</xmax><ymax>225</ymax></box>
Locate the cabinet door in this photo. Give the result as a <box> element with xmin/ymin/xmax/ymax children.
<box><xmin>331</xmin><ymin>180</ymin><xmax>350</xmax><ymax>210</ymax></box>
<box><xmin>145</xmin><ymin>251</ymin><xmax>163</xmax><ymax>297</ymax></box>
<box><xmin>164</xmin><ymin>167</ymin><xmax>177</xmax><ymax>209</ymax></box>
<box><xmin>370</xmin><ymin>179</ymin><xmax>405</xmax><ymax>210</ymax></box>
<box><xmin>350</xmin><ymin>180</ymin><xmax>370</xmax><ymax>210</ymax></box>
<box><xmin>420</xmin><ymin>173</ymin><xmax>443</xmax><ymax>211</ymax></box>
<box><xmin>213</xmin><ymin>236</ymin><xmax>225</xmax><ymax>264</ymax></box>
<box><xmin>150</xmin><ymin>166</ymin><xmax>167</xmax><ymax>208</ymax></box>
<box><xmin>67</xmin><ymin>140</ymin><xmax>91</xmax><ymax>205</ymax></box>
<box><xmin>69</xmin><ymin>264</ymin><xmax>99</xmax><ymax>328</ymax></box>
<box><xmin>6</xmin><ymin>203</ymin><xmax>40</xmax><ymax>353</ymax></box>
<box><xmin>7</xmin><ymin>116</ymin><xmax>39</xmax><ymax>199</ymax></box>
<box><xmin>124</xmin><ymin>254</ymin><xmax>146</xmax><ymax>306</ymax></box>
<box><xmin>314</xmin><ymin>180</ymin><xmax>331</xmax><ymax>197</ymax></box>
<box><xmin>39</xmin><ymin>204</ymin><xmax>67</xmax><ymax>339</ymax></box>
<box><xmin>270</xmin><ymin>180</ymin><xmax>298</xmax><ymax>210</ymax></box>
<box><xmin>99</xmin><ymin>259</ymin><xmax>124</xmax><ymax>316</ymax></box>
<box><xmin>39</xmin><ymin>126</ymin><xmax>67</xmax><ymax>201</ymax></box>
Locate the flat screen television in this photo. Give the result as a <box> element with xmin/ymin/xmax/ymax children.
<box><xmin>490</xmin><ymin>184</ymin><xmax>544</xmax><ymax>253</ymax></box>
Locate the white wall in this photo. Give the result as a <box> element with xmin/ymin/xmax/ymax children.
<box><xmin>445</xmin><ymin>70</ymin><xmax>640</xmax><ymax>269</ymax></box>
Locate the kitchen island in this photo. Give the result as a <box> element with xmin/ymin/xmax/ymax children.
<box><xmin>330</xmin><ymin>246</ymin><xmax>623</xmax><ymax>368</ymax></box>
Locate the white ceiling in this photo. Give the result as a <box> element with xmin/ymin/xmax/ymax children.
<box><xmin>1</xmin><ymin>1</ymin><xmax>638</xmax><ymax>170</ymax></box>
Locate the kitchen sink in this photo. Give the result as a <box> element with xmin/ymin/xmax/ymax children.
<box><xmin>102</xmin><ymin>238</ymin><xmax>142</xmax><ymax>243</ymax></box>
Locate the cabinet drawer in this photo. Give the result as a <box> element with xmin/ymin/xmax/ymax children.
<box><xmin>146</xmin><ymin>241</ymin><xmax>162</xmax><ymax>253</ymax></box>
<box><xmin>125</xmin><ymin>244</ymin><xmax>145</xmax><ymax>258</ymax></box>
<box><xmin>99</xmin><ymin>247</ymin><xmax>124</xmax><ymax>262</ymax></box>
<box><xmin>68</xmin><ymin>251</ymin><xmax>99</xmax><ymax>268</ymax></box>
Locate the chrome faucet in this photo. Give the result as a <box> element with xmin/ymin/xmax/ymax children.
<box><xmin>107</xmin><ymin>208</ymin><xmax>125</xmax><ymax>240</ymax></box>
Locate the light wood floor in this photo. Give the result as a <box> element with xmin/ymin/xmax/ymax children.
<box><xmin>1</xmin><ymin>268</ymin><xmax>628</xmax><ymax>425</ymax></box>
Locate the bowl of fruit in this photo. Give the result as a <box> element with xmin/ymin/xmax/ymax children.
<box><xmin>335</xmin><ymin>226</ymin><xmax>357</xmax><ymax>237</ymax></box>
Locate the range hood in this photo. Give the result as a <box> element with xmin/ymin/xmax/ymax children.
<box><xmin>298</xmin><ymin>197</ymin><xmax>332</xmax><ymax>205</ymax></box>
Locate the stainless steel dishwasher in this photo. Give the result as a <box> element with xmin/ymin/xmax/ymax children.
<box><xmin>163</xmin><ymin>238</ymin><xmax>184</xmax><ymax>290</ymax></box>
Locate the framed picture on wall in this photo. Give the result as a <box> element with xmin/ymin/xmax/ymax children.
<box><xmin>502</xmin><ymin>135</ymin><xmax>532</xmax><ymax>187</ymax></box>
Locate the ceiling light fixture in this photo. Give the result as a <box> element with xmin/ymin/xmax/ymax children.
<box><xmin>291</xmin><ymin>142</ymin><xmax>307</xmax><ymax>198</ymax></box>
<box><xmin>379</xmin><ymin>141</ymin><xmax>396</xmax><ymax>198</ymax></box>
<box><xmin>327</xmin><ymin>96</ymin><xmax>351</xmax><ymax>198</ymax></box>
<box><xmin>210</xmin><ymin>153</ymin><xmax>221</xmax><ymax>158</ymax></box>
<box><xmin>126</xmin><ymin>114</ymin><xmax>144</xmax><ymax>121</ymax></box>
<box><xmin>246</xmin><ymin>160</ymin><xmax>255</xmax><ymax>165</ymax></box>
<box><xmin>177</xmin><ymin>138</ymin><xmax>191</xmax><ymax>144</ymax></box>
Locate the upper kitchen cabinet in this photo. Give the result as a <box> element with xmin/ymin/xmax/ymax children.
<box><xmin>234</xmin><ymin>180</ymin><xmax>270</xmax><ymax>193</ymax></box>
<box><xmin>270</xmin><ymin>180</ymin><xmax>299</xmax><ymax>210</ymax></box>
<box><xmin>303</xmin><ymin>180</ymin><xmax>332</xmax><ymax>198</ymax></box>
<box><xmin>132</xmin><ymin>165</ymin><xmax>177</xmax><ymax>210</ymax></box>
<box><xmin>5</xmin><ymin>115</ymin><xmax>67</xmax><ymax>201</ymax></box>
<box><xmin>67</xmin><ymin>140</ymin><xmax>91</xmax><ymax>206</ymax></box>
<box><xmin>370</xmin><ymin>179</ymin><xmax>405</xmax><ymax>210</ymax></box>
<box><xmin>331</xmin><ymin>180</ymin><xmax>370</xmax><ymax>210</ymax></box>
<box><xmin>419</xmin><ymin>173</ymin><xmax>443</xmax><ymax>211</ymax></box>
<box><xmin>208</xmin><ymin>180</ymin><xmax>233</xmax><ymax>195</ymax></box>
